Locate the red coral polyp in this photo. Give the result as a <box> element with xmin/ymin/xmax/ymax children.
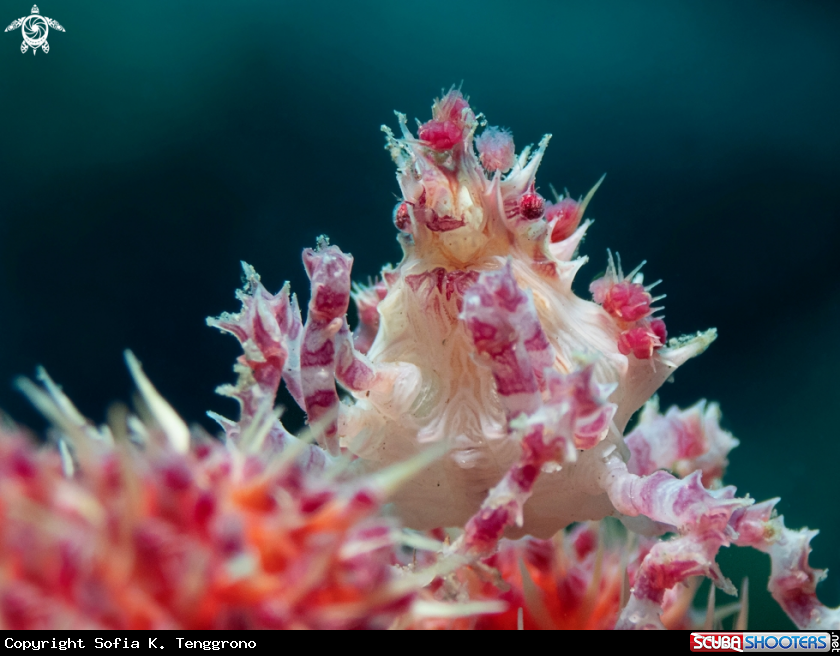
<box><xmin>418</xmin><ymin>119</ymin><xmax>464</xmax><ymax>151</ymax></box>
<box><xmin>519</xmin><ymin>190</ymin><xmax>546</xmax><ymax>221</ymax></box>
<box><xmin>597</xmin><ymin>280</ymin><xmax>653</xmax><ymax>323</ymax></box>
<box><xmin>475</xmin><ymin>126</ymin><xmax>515</xmax><ymax>173</ymax></box>
<box><xmin>547</xmin><ymin>197</ymin><xmax>584</xmax><ymax>242</ymax></box>
<box><xmin>0</xmin><ymin>424</ymin><xmax>412</xmax><ymax>630</ymax></box>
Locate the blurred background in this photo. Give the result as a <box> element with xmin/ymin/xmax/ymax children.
<box><xmin>0</xmin><ymin>0</ymin><xmax>837</xmax><ymax>628</ymax></box>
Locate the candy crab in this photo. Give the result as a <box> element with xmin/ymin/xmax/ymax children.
<box><xmin>214</xmin><ymin>90</ymin><xmax>712</xmax><ymax>534</ymax></box>
<box><xmin>207</xmin><ymin>89</ymin><xmax>838</xmax><ymax>629</ymax></box>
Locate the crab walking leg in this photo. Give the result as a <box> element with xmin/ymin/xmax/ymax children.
<box><xmin>451</xmin><ymin>366</ymin><xmax>618</xmax><ymax>557</ymax></box>
<box><xmin>453</xmin><ymin>264</ymin><xmax>615</xmax><ymax>556</ymax></box>
<box><xmin>334</xmin><ymin>320</ymin><xmax>377</xmax><ymax>391</ymax></box>
<box><xmin>300</xmin><ymin>239</ymin><xmax>354</xmax><ymax>456</ymax></box>
<box><xmin>461</xmin><ymin>261</ymin><xmax>544</xmax><ymax>420</ymax></box>
<box><xmin>208</xmin><ymin>263</ymin><xmax>303</xmax><ymax>418</ymax></box>
<box><xmin>453</xmin><ymin>263</ymin><xmax>552</xmax><ymax>555</ymax></box>
<box><xmin>451</xmin><ymin>371</ymin><xmax>617</xmax><ymax>557</ymax></box>
<box><xmin>730</xmin><ymin>500</ymin><xmax>840</xmax><ymax>629</ymax></box>
<box><xmin>624</xmin><ymin>399</ymin><xmax>739</xmax><ymax>487</ymax></box>
<box><xmin>601</xmin><ymin>453</ymin><xmax>753</xmax><ymax>629</ymax></box>
<box><xmin>452</xmin><ymin>416</ymin><xmax>575</xmax><ymax>557</ymax></box>
<box><xmin>207</xmin><ymin>263</ymin><xmax>330</xmax><ymax>468</ymax></box>
<box><xmin>604</xmin><ymin>451</ymin><xmax>840</xmax><ymax>630</ymax></box>
<box><xmin>602</xmin><ymin>398</ymin><xmax>840</xmax><ymax>630</ymax></box>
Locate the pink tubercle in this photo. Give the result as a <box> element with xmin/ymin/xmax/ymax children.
<box><xmin>475</xmin><ymin>126</ymin><xmax>515</xmax><ymax>173</ymax></box>
<box><xmin>418</xmin><ymin>89</ymin><xmax>474</xmax><ymax>152</ymax></box>
<box><xmin>519</xmin><ymin>188</ymin><xmax>546</xmax><ymax>221</ymax></box>
<box><xmin>617</xmin><ymin>325</ymin><xmax>662</xmax><ymax>359</ymax></box>
<box><xmin>650</xmin><ymin>318</ymin><xmax>667</xmax><ymax>345</ymax></box>
<box><xmin>590</xmin><ymin>259</ymin><xmax>667</xmax><ymax>359</ymax></box>
<box><xmin>597</xmin><ymin>280</ymin><xmax>653</xmax><ymax>323</ymax></box>
<box><xmin>418</xmin><ymin>119</ymin><xmax>463</xmax><ymax>151</ymax></box>
<box><xmin>393</xmin><ymin>201</ymin><xmax>411</xmax><ymax>232</ymax></box>
<box><xmin>433</xmin><ymin>89</ymin><xmax>471</xmax><ymax>123</ymax></box>
<box><xmin>547</xmin><ymin>198</ymin><xmax>584</xmax><ymax>242</ymax></box>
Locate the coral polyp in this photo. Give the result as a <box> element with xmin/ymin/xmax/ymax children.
<box><xmin>2</xmin><ymin>88</ymin><xmax>838</xmax><ymax>630</ymax></box>
<box><xmin>0</xmin><ymin>363</ymin><xmax>423</xmax><ymax>629</ymax></box>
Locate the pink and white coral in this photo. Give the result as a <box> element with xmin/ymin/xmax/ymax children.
<box><xmin>2</xmin><ymin>87</ymin><xmax>838</xmax><ymax>631</ymax></box>
<box><xmin>2</xmin><ymin>364</ymin><xmax>416</xmax><ymax>629</ymax></box>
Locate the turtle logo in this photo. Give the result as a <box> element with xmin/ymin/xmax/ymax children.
<box><xmin>5</xmin><ymin>5</ymin><xmax>64</xmax><ymax>55</ymax></box>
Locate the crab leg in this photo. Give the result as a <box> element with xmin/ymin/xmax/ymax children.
<box><xmin>299</xmin><ymin>239</ymin><xmax>356</xmax><ymax>456</ymax></box>
<box><xmin>730</xmin><ymin>500</ymin><xmax>840</xmax><ymax>629</ymax></box>
<box><xmin>602</xmin><ymin>455</ymin><xmax>750</xmax><ymax>629</ymax></box>
<box><xmin>453</xmin><ymin>264</ymin><xmax>614</xmax><ymax>556</ymax></box>
<box><xmin>461</xmin><ymin>261</ymin><xmax>543</xmax><ymax>420</ymax></box>
<box><xmin>207</xmin><ymin>263</ymin><xmax>330</xmax><ymax>468</ymax></box>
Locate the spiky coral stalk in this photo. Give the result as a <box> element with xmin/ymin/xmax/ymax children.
<box><xmin>1</xmin><ymin>362</ymin><xmax>427</xmax><ymax>629</ymax></box>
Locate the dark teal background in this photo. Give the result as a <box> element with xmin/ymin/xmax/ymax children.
<box><xmin>0</xmin><ymin>0</ymin><xmax>838</xmax><ymax>628</ymax></box>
